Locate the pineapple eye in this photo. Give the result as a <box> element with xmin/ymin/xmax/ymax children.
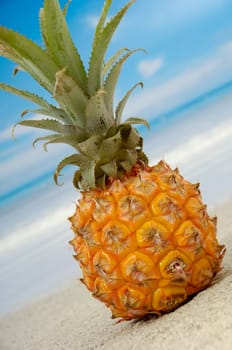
<box><xmin>174</xmin><ymin>220</ymin><xmax>204</xmax><ymax>255</ymax></box>
<box><xmin>152</xmin><ymin>287</ymin><xmax>187</xmax><ymax>311</ymax></box>
<box><xmin>120</xmin><ymin>251</ymin><xmax>157</xmax><ymax>282</ymax></box>
<box><xmin>93</xmin><ymin>250</ymin><xmax>117</xmax><ymax>276</ymax></box>
<box><xmin>118</xmin><ymin>195</ymin><xmax>150</xmax><ymax>229</ymax></box>
<box><xmin>93</xmin><ymin>277</ymin><xmax>112</xmax><ymax>303</ymax></box>
<box><xmin>92</xmin><ymin>197</ymin><xmax>115</xmax><ymax>221</ymax></box>
<box><xmin>136</xmin><ymin>220</ymin><xmax>170</xmax><ymax>249</ymax></box>
<box><xmin>159</xmin><ymin>250</ymin><xmax>191</xmax><ymax>280</ymax></box>
<box><xmin>166</xmin><ymin>259</ymin><xmax>186</xmax><ymax>274</ymax></box>
<box><xmin>118</xmin><ymin>285</ymin><xmax>146</xmax><ymax>311</ymax></box>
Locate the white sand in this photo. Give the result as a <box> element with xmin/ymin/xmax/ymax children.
<box><xmin>0</xmin><ymin>199</ymin><xmax>231</xmax><ymax>350</ymax></box>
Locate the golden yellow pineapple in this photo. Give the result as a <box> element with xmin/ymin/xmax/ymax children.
<box><xmin>69</xmin><ymin>161</ymin><xmax>225</xmax><ymax>319</ymax></box>
<box><xmin>0</xmin><ymin>0</ymin><xmax>225</xmax><ymax>320</ymax></box>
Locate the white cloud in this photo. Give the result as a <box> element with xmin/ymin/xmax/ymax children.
<box><xmin>137</xmin><ymin>57</ymin><xmax>163</xmax><ymax>78</ymax></box>
<box><xmin>0</xmin><ymin>114</ymin><xmax>47</xmax><ymax>142</ymax></box>
<box><xmin>0</xmin><ymin>140</ymin><xmax>72</xmax><ymax>197</ymax></box>
<box><xmin>1</xmin><ymin>123</ymin><xmax>33</xmax><ymax>142</ymax></box>
<box><xmin>124</xmin><ymin>41</ymin><xmax>232</xmax><ymax>119</ymax></box>
<box><xmin>134</xmin><ymin>0</ymin><xmax>228</xmax><ymax>32</ymax></box>
<box><xmin>164</xmin><ymin>121</ymin><xmax>232</xmax><ymax>167</ymax></box>
<box><xmin>0</xmin><ymin>205</ymin><xmax>73</xmax><ymax>255</ymax></box>
<box><xmin>85</xmin><ymin>14</ymin><xmax>99</xmax><ymax>29</ymax></box>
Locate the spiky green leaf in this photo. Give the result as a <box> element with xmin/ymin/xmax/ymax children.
<box><xmin>76</xmin><ymin>135</ymin><xmax>102</xmax><ymax>160</ymax></box>
<box><xmin>102</xmin><ymin>47</ymin><xmax>129</xmax><ymax>79</ymax></box>
<box><xmin>79</xmin><ymin>160</ymin><xmax>96</xmax><ymax>190</ymax></box>
<box><xmin>0</xmin><ymin>82</ymin><xmax>73</xmax><ymax>123</ymax></box>
<box><xmin>119</xmin><ymin>149</ymin><xmax>137</xmax><ymax>171</ymax></box>
<box><xmin>43</xmin><ymin>135</ymin><xmax>82</xmax><ymax>151</ymax></box>
<box><xmin>100</xmin><ymin>159</ymin><xmax>117</xmax><ymax>178</ymax></box>
<box><xmin>115</xmin><ymin>82</ymin><xmax>143</xmax><ymax>124</ymax></box>
<box><xmin>20</xmin><ymin>108</ymin><xmax>67</xmax><ymax>123</ymax></box>
<box><xmin>99</xmin><ymin>131</ymin><xmax>122</xmax><ymax>161</ymax></box>
<box><xmin>63</xmin><ymin>0</ymin><xmax>72</xmax><ymax>16</ymax></box>
<box><xmin>54</xmin><ymin>153</ymin><xmax>88</xmax><ymax>185</ymax></box>
<box><xmin>72</xmin><ymin>170</ymin><xmax>81</xmax><ymax>189</ymax></box>
<box><xmin>0</xmin><ymin>82</ymin><xmax>50</xmax><ymax>108</ymax></box>
<box><xmin>87</xmin><ymin>0</ymin><xmax>135</xmax><ymax>95</ymax></box>
<box><xmin>85</xmin><ymin>89</ymin><xmax>114</xmax><ymax>133</ymax></box>
<box><xmin>124</xmin><ymin>117</ymin><xmax>150</xmax><ymax>130</ymax></box>
<box><xmin>42</xmin><ymin>0</ymin><xmax>87</xmax><ymax>92</ymax></box>
<box><xmin>0</xmin><ymin>26</ymin><xmax>58</xmax><ymax>92</ymax></box>
<box><xmin>39</xmin><ymin>8</ymin><xmax>49</xmax><ymax>48</ymax></box>
<box><xmin>32</xmin><ymin>134</ymin><xmax>61</xmax><ymax>148</ymax></box>
<box><xmin>104</xmin><ymin>49</ymin><xmax>143</xmax><ymax>116</ymax></box>
<box><xmin>125</xmin><ymin>129</ymin><xmax>141</xmax><ymax>149</ymax></box>
<box><xmin>54</xmin><ymin>68</ymin><xmax>88</xmax><ymax>127</ymax></box>
<box><xmin>94</xmin><ymin>0</ymin><xmax>113</xmax><ymax>37</ymax></box>
<box><xmin>13</xmin><ymin>119</ymin><xmax>77</xmax><ymax>137</ymax></box>
<box><xmin>13</xmin><ymin>66</ymin><xmax>25</xmax><ymax>76</ymax></box>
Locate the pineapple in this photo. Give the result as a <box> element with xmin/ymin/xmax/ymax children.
<box><xmin>0</xmin><ymin>0</ymin><xmax>225</xmax><ymax>321</ymax></box>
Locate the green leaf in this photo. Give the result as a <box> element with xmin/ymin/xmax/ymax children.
<box><xmin>32</xmin><ymin>133</ymin><xmax>88</xmax><ymax>151</ymax></box>
<box><xmin>39</xmin><ymin>8</ymin><xmax>49</xmax><ymax>48</ymax></box>
<box><xmin>104</xmin><ymin>49</ymin><xmax>143</xmax><ymax>117</ymax></box>
<box><xmin>54</xmin><ymin>153</ymin><xmax>88</xmax><ymax>185</ymax></box>
<box><xmin>55</xmin><ymin>154</ymin><xmax>97</xmax><ymax>190</ymax></box>
<box><xmin>124</xmin><ymin>117</ymin><xmax>150</xmax><ymax>130</ymax></box>
<box><xmin>43</xmin><ymin>135</ymin><xmax>81</xmax><ymax>151</ymax></box>
<box><xmin>20</xmin><ymin>108</ymin><xmax>66</xmax><ymax>123</ymax></box>
<box><xmin>32</xmin><ymin>134</ymin><xmax>60</xmax><ymax>148</ymax></box>
<box><xmin>80</xmin><ymin>160</ymin><xmax>96</xmax><ymax>190</ymax></box>
<box><xmin>0</xmin><ymin>26</ymin><xmax>58</xmax><ymax>92</ymax></box>
<box><xmin>72</xmin><ymin>170</ymin><xmax>82</xmax><ymax>189</ymax></box>
<box><xmin>42</xmin><ymin>0</ymin><xmax>87</xmax><ymax>92</ymax></box>
<box><xmin>100</xmin><ymin>159</ymin><xmax>117</xmax><ymax>178</ymax></box>
<box><xmin>99</xmin><ymin>132</ymin><xmax>122</xmax><ymax>161</ymax></box>
<box><xmin>119</xmin><ymin>124</ymin><xmax>132</xmax><ymax>143</ymax></box>
<box><xmin>94</xmin><ymin>0</ymin><xmax>113</xmax><ymax>37</ymax></box>
<box><xmin>120</xmin><ymin>125</ymin><xmax>141</xmax><ymax>149</ymax></box>
<box><xmin>13</xmin><ymin>66</ymin><xmax>25</xmax><ymax>76</ymax></box>
<box><xmin>87</xmin><ymin>0</ymin><xmax>135</xmax><ymax>95</ymax></box>
<box><xmin>85</xmin><ymin>89</ymin><xmax>114</xmax><ymax>133</ymax></box>
<box><xmin>13</xmin><ymin>119</ymin><xmax>77</xmax><ymax>137</ymax></box>
<box><xmin>0</xmin><ymin>82</ymin><xmax>74</xmax><ymax>124</ymax></box>
<box><xmin>115</xmin><ymin>82</ymin><xmax>143</xmax><ymax>124</ymax></box>
<box><xmin>63</xmin><ymin>0</ymin><xmax>72</xmax><ymax>16</ymax></box>
<box><xmin>76</xmin><ymin>135</ymin><xmax>102</xmax><ymax>160</ymax></box>
<box><xmin>102</xmin><ymin>47</ymin><xmax>129</xmax><ymax>80</ymax></box>
<box><xmin>118</xmin><ymin>149</ymin><xmax>137</xmax><ymax>171</ymax></box>
<box><xmin>120</xmin><ymin>159</ymin><xmax>133</xmax><ymax>172</ymax></box>
<box><xmin>0</xmin><ymin>82</ymin><xmax>49</xmax><ymax>108</ymax></box>
<box><xmin>54</xmin><ymin>68</ymin><xmax>88</xmax><ymax>127</ymax></box>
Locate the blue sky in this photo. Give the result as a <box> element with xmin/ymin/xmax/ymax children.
<box><xmin>1</xmin><ymin>0</ymin><xmax>232</xmax><ymax>206</ymax></box>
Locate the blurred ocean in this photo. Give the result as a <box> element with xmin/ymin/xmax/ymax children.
<box><xmin>0</xmin><ymin>83</ymin><xmax>232</xmax><ymax>317</ymax></box>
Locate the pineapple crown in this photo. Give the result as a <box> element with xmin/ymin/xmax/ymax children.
<box><xmin>0</xmin><ymin>0</ymin><xmax>149</xmax><ymax>190</ymax></box>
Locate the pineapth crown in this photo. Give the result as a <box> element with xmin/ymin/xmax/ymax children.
<box><xmin>0</xmin><ymin>0</ymin><xmax>149</xmax><ymax>190</ymax></box>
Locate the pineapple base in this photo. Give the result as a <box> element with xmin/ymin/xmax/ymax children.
<box><xmin>69</xmin><ymin>161</ymin><xmax>225</xmax><ymax>320</ymax></box>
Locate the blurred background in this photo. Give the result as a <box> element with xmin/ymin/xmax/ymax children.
<box><xmin>0</xmin><ymin>0</ymin><xmax>232</xmax><ymax>316</ymax></box>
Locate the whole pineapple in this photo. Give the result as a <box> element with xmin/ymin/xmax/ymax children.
<box><xmin>0</xmin><ymin>0</ymin><xmax>225</xmax><ymax>320</ymax></box>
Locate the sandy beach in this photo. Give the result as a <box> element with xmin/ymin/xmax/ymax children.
<box><xmin>0</xmin><ymin>198</ymin><xmax>231</xmax><ymax>350</ymax></box>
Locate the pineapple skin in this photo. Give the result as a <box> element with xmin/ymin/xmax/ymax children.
<box><xmin>69</xmin><ymin>161</ymin><xmax>225</xmax><ymax>320</ymax></box>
